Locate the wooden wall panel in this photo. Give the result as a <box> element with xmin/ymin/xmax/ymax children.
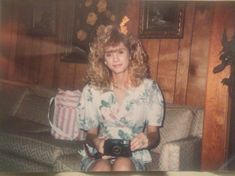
<box><xmin>5</xmin><ymin>1</ymin><xmax>18</xmax><ymax>81</ymax></box>
<box><xmin>14</xmin><ymin>34</ymin><xmax>28</xmax><ymax>82</ymax></box>
<box><xmin>28</xmin><ymin>37</ymin><xmax>41</xmax><ymax>84</ymax></box>
<box><xmin>0</xmin><ymin>52</ymin><xmax>8</xmax><ymax>79</ymax></box>
<box><xmin>174</xmin><ymin>2</ymin><xmax>195</xmax><ymax>105</ymax></box>
<box><xmin>0</xmin><ymin>51</ymin><xmax>8</xmax><ymax>79</ymax></box>
<box><xmin>10</xmin><ymin>1</ymin><xmax>34</xmax><ymax>83</ymax></box>
<box><xmin>38</xmin><ymin>38</ymin><xmax>57</xmax><ymax>88</ymax></box>
<box><xmin>74</xmin><ymin>64</ymin><xmax>88</xmax><ymax>90</ymax></box>
<box><xmin>141</xmin><ymin>40</ymin><xmax>160</xmax><ymax>81</ymax></box>
<box><xmin>0</xmin><ymin>0</ymin><xmax>12</xmax><ymax>79</ymax></box>
<box><xmin>126</xmin><ymin>0</ymin><xmax>140</xmax><ymax>37</ymax></box>
<box><xmin>157</xmin><ymin>39</ymin><xmax>179</xmax><ymax>103</ymax></box>
<box><xmin>186</xmin><ymin>2</ymin><xmax>214</xmax><ymax>107</ymax></box>
<box><xmin>54</xmin><ymin>62</ymin><xmax>75</xmax><ymax>90</ymax></box>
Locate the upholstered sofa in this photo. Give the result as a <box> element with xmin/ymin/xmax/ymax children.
<box><xmin>0</xmin><ymin>79</ymin><xmax>204</xmax><ymax>172</ymax></box>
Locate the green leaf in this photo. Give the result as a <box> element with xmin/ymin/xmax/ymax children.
<box><xmin>101</xmin><ymin>100</ymin><xmax>110</xmax><ymax>108</ymax></box>
<box><xmin>118</xmin><ymin>130</ymin><xmax>130</xmax><ymax>140</ymax></box>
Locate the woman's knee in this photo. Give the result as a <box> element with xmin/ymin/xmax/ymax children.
<box><xmin>89</xmin><ymin>159</ymin><xmax>111</xmax><ymax>171</ymax></box>
<box><xmin>112</xmin><ymin>157</ymin><xmax>135</xmax><ymax>171</ymax></box>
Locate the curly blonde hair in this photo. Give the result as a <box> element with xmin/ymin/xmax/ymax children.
<box><xmin>86</xmin><ymin>25</ymin><xmax>149</xmax><ymax>89</ymax></box>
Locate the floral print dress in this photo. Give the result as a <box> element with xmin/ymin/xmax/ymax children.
<box><xmin>78</xmin><ymin>78</ymin><xmax>164</xmax><ymax>163</ymax></box>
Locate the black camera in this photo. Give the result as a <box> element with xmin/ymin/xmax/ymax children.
<box><xmin>103</xmin><ymin>139</ymin><xmax>132</xmax><ymax>157</ymax></box>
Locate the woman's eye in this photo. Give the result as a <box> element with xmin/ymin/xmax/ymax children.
<box><xmin>118</xmin><ymin>50</ymin><xmax>124</xmax><ymax>54</ymax></box>
<box><xmin>105</xmin><ymin>53</ymin><xmax>111</xmax><ymax>57</ymax></box>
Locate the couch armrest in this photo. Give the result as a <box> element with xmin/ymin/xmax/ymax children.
<box><xmin>158</xmin><ymin>136</ymin><xmax>201</xmax><ymax>171</ymax></box>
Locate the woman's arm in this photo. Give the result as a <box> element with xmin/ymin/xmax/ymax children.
<box><xmin>146</xmin><ymin>125</ymin><xmax>160</xmax><ymax>149</ymax></box>
<box><xmin>130</xmin><ymin>125</ymin><xmax>160</xmax><ymax>151</ymax></box>
<box><xmin>86</xmin><ymin>128</ymin><xmax>106</xmax><ymax>154</ymax></box>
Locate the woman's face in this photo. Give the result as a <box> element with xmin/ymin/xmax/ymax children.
<box><xmin>104</xmin><ymin>42</ymin><xmax>130</xmax><ymax>75</ymax></box>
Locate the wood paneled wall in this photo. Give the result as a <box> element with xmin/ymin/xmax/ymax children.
<box><xmin>201</xmin><ymin>2</ymin><xmax>235</xmax><ymax>170</ymax></box>
<box><xmin>0</xmin><ymin>1</ymin><xmax>227</xmax><ymax>108</ymax></box>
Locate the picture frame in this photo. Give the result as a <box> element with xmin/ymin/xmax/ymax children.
<box><xmin>29</xmin><ymin>0</ymin><xmax>57</xmax><ymax>37</ymax></box>
<box><xmin>139</xmin><ymin>1</ymin><xmax>185</xmax><ymax>39</ymax></box>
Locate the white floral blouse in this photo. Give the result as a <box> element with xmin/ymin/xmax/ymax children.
<box><xmin>78</xmin><ymin>78</ymin><xmax>164</xmax><ymax>163</ymax></box>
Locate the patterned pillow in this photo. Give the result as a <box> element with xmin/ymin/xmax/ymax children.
<box><xmin>153</xmin><ymin>104</ymin><xmax>194</xmax><ymax>152</ymax></box>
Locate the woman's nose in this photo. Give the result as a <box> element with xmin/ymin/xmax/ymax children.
<box><xmin>113</xmin><ymin>53</ymin><xmax>119</xmax><ymax>61</ymax></box>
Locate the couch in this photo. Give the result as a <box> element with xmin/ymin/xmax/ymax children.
<box><xmin>0</xmin><ymin>79</ymin><xmax>204</xmax><ymax>172</ymax></box>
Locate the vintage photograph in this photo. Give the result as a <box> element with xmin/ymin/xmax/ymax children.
<box><xmin>0</xmin><ymin>0</ymin><xmax>235</xmax><ymax>175</ymax></box>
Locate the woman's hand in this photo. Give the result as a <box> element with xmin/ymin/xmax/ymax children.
<box><xmin>130</xmin><ymin>132</ymin><xmax>149</xmax><ymax>151</ymax></box>
<box><xmin>87</xmin><ymin>128</ymin><xmax>109</xmax><ymax>158</ymax></box>
<box><xmin>93</xmin><ymin>136</ymin><xmax>106</xmax><ymax>154</ymax></box>
<box><xmin>86</xmin><ymin>129</ymin><xmax>113</xmax><ymax>159</ymax></box>
<box><xmin>93</xmin><ymin>137</ymin><xmax>114</xmax><ymax>159</ymax></box>
<box><xmin>130</xmin><ymin>126</ymin><xmax>160</xmax><ymax>152</ymax></box>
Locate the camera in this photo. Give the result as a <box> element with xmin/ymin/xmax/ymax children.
<box><xmin>103</xmin><ymin>139</ymin><xmax>132</xmax><ymax>157</ymax></box>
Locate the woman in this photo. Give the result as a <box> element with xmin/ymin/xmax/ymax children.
<box><xmin>78</xmin><ymin>25</ymin><xmax>164</xmax><ymax>171</ymax></box>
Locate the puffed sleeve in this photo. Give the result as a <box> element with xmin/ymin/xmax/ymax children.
<box><xmin>145</xmin><ymin>80</ymin><xmax>164</xmax><ymax>126</ymax></box>
<box><xmin>78</xmin><ymin>84</ymin><xmax>99</xmax><ymax>131</ymax></box>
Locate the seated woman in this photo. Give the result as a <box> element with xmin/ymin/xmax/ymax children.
<box><xmin>78</xmin><ymin>25</ymin><xmax>164</xmax><ymax>171</ymax></box>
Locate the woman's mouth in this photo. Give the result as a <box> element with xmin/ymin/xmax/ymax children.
<box><xmin>113</xmin><ymin>64</ymin><xmax>122</xmax><ymax>68</ymax></box>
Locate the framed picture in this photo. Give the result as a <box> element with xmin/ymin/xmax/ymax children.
<box><xmin>29</xmin><ymin>0</ymin><xmax>57</xmax><ymax>37</ymax></box>
<box><xmin>139</xmin><ymin>1</ymin><xmax>185</xmax><ymax>39</ymax></box>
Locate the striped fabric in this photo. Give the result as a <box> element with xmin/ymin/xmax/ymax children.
<box><xmin>49</xmin><ymin>89</ymin><xmax>85</xmax><ymax>141</ymax></box>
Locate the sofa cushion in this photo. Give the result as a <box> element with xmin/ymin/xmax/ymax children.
<box><xmin>28</xmin><ymin>85</ymin><xmax>56</xmax><ymax>98</ymax></box>
<box><xmin>1</xmin><ymin>117</ymin><xmax>50</xmax><ymax>133</ymax></box>
<box><xmin>153</xmin><ymin>104</ymin><xmax>194</xmax><ymax>153</ymax></box>
<box><xmin>190</xmin><ymin>108</ymin><xmax>204</xmax><ymax>137</ymax></box>
<box><xmin>0</xmin><ymin>131</ymin><xmax>84</xmax><ymax>167</ymax></box>
<box><xmin>0</xmin><ymin>151</ymin><xmax>51</xmax><ymax>172</ymax></box>
<box><xmin>0</xmin><ymin>80</ymin><xmax>27</xmax><ymax>119</ymax></box>
<box><xmin>13</xmin><ymin>88</ymin><xmax>55</xmax><ymax>126</ymax></box>
<box><xmin>13</xmin><ymin>92</ymin><xmax>50</xmax><ymax>126</ymax></box>
<box><xmin>146</xmin><ymin>151</ymin><xmax>160</xmax><ymax>171</ymax></box>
